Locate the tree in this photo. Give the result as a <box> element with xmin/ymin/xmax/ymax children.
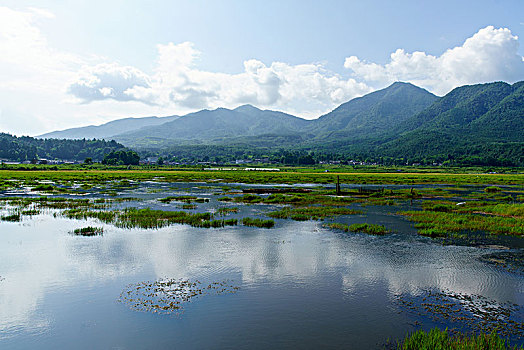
<box><xmin>102</xmin><ymin>150</ymin><xmax>140</xmax><ymax>165</ymax></box>
<box><xmin>84</xmin><ymin>157</ymin><xmax>93</xmax><ymax>164</ymax></box>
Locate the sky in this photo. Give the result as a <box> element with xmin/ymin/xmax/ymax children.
<box><xmin>1</xmin><ymin>0</ymin><xmax>523</xmax><ymax>136</ymax></box>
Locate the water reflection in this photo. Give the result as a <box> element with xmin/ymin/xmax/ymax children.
<box><xmin>0</xmin><ymin>190</ymin><xmax>523</xmax><ymax>348</ymax></box>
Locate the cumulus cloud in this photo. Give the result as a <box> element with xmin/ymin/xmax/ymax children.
<box><xmin>66</xmin><ymin>42</ymin><xmax>372</xmax><ymax>115</ymax></box>
<box><xmin>68</xmin><ymin>63</ymin><xmax>153</xmax><ymax>104</ymax></box>
<box><xmin>67</xmin><ymin>26</ymin><xmax>523</xmax><ymax>115</ymax></box>
<box><xmin>344</xmin><ymin>26</ymin><xmax>524</xmax><ymax>95</ymax></box>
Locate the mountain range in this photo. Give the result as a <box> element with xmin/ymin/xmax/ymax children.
<box><xmin>38</xmin><ymin>81</ymin><xmax>524</xmax><ymax>166</ymax></box>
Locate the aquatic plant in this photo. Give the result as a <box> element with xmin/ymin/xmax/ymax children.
<box><xmin>119</xmin><ymin>279</ymin><xmax>240</xmax><ymax>315</ymax></box>
<box><xmin>401</xmin><ymin>209</ymin><xmax>524</xmax><ymax>236</ymax></box>
<box><xmin>397</xmin><ymin>328</ymin><xmax>521</xmax><ymax>350</ymax></box>
<box><xmin>21</xmin><ymin>209</ymin><xmax>39</xmax><ymax>215</ymax></box>
<box><xmin>72</xmin><ymin>226</ymin><xmax>103</xmax><ymax>236</ymax></box>
<box><xmin>324</xmin><ymin>222</ymin><xmax>389</xmax><ymax>235</ymax></box>
<box><xmin>485</xmin><ymin>186</ymin><xmax>502</xmax><ymax>193</ymax></box>
<box><xmin>179</xmin><ymin>204</ymin><xmax>197</xmax><ymax>210</ymax></box>
<box><xmin>242</xmin><ymin>217</ymin><xmax>275</xmax><ymax>228</ymax></box>
<box><xmin>268</xmin><ymin>206</ymin><xmax>362</xmax><ymax>221</ymax></box>
<box><xmin>32</xmin><ymin>184</ymin><xmax>54</xmax><ymax>191</ymax></box>
<box><xmin>1</xmin><ymin>212</ymin><xmax>21</xmax><ymax>222</ymax></box>
<box><xmin>159</xmin><ymin>196</ymin><xmax>209</xmax><ymax>204</ymax></box>
<box><xmin>216</xmin><ymin>207</ymin><xmax>239</xmax><ymax>216</ymax></box>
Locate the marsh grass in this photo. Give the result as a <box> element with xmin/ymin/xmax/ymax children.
<box><xmin>242</xmin><ymin>217</ymin><xmax>275</xmax><ymax>228</ymax></box>
<box><xmin>179</xmin><ymin>204</ymin><xmax>197</xmax><ymax>210</ymax></box>
<box><xmin>397</xmin><ymin>328</ymin><xmax>522</xmax><ymax>350</ymax></box>
<box><xmin>268</xmin><ymin>206</ymin><xmax>362</xmax><ymax>221</ymax></box>
<box><xmin>159</xmin><ymin>196</ymin><xmax>209</xmax><ymax>204</ymax></box>
<box><xmin>21</xmin><ymin>209</ymin><xmax>39</xmax><ymax>215</ymax></box>
<box><xmin>325</xmin><ymin>222</ymin><xmax>389</xmax><ymax>235</ymax></box>
<box><xmin>216</xmin><ymin>207</ymin><xmax>239</xmax><ymax>216</ymax></box>
<box><xmin>1</xmin><ymin>169</ymin><xmax>523</xmax><ymax>191</ymax></box>
<box><xmin>65</xmin><ymin>208</ymin><xmax>215</xmax><ymax>229</ymax></box>
<box><xmin>72</xmin><ymin>226</ymin><xmax>103</xmax><ymax>236</ymax></box>
<box><xmin>32</xmin><ymin>184</ymin><xmax>55</xmax><ymax>191</ymax></box>
<box><xmin>1</xmin><ymin>212</ymin><xmax>21</xmax><ymax>222</ymax></box>
<box><xmin>401</xmin><ymin>210</ymin><xmax>524</xmax><ymax>236</ymax></box>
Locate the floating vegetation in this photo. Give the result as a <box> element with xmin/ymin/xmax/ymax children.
<box><xmin>179</xmin><ymin>204</ymin><xmax>197</xmax><ymax>210</ymax></box>
<box><xmin>218</xmin><ymin>196</ymin><xmax>233</xmax><ymax>202</ymax></box>
<box><xmin>395</xmin><ymin>289</ymin><xmax>524</xmax><ymax>343</ymax></box>
<box><xmin>268</xmin><ymin>206</ymin><xmax>362</xmax><ymax>221</ymax></box>
<box><xmin>216</xmin><ymin>207</ymin><xmax>239</xmax><ymax>216</ymax></box>
<box><xmin>401</xmin><ymin>209</ymin><xmax>524</xmax><ymax>237</ymax></box>
<box><xmin>64</xmin><ymin>208</ymin><xmax>214</xmax><ymax>229</ymax></box>
<box><xmin>417</xmin><ymin>227</ymin><xmax>448</xmax><ymax>238</ymax></box>
<box><xmin>485</xmin><ymin>186</ymin><xmax>503</xmax><ymax>193</ymax></box>
<box><xmin>32</xmin><ymin>184</ymin><xmax>55</xmax><ymax>191</ymax></box>
<box><xmin>199</xmin><ymin>219</ymin><xmax>238</xmax><ymax>228</ymax></box>
<box><xmin>479</xmin><ymin>251</ymin><xmax>524</xmax><ymax>275</ymax></box>
<box><xmin>324</xmin><ymin>222</ymin><xmax>389</xmax><ymax>235</ymax></box>
<box><xmin>72</xmin><ymin>226</ymin><xmax>103</xmax><ymax>236</ymax></box>
<box><xmin>21</xmin><ymin>209</ymin><xmax>40</xmax><ymax>216</ymax></box>
<box><xmin>0</xmin><ymin>196</ymin><xmax>108</xmax><ymax>210</ymax></box>
<box><xmin>397</xmin><ymin>328</ymin><xmax>522</xmax><ymax>350</ymax></box>
<box><xmin>159</xmin><ymin>196</ymin><xmax>209</xmax><ymax>204</ymax></box>
<box><xmin>242</xmin><ymin>217</ymin><xmax>275</xmax><ymax>228</ymax></box>
<box><xmin>1</xmin><ymin>212</ymin><xmax>21</xmax><ymax>222</ymax></box>
<box><xmin>234</xmin><ymin>192</ymin><xmax>360</xmax><ymax>206</ymax></box>
<box><xmin>118</xmin><ymin>279</ymin><xmax>240</xmax><ymax>315</ymax></box>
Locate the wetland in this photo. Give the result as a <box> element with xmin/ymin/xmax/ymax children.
<box><xmin>0</xmin><ymin>169</ymin><xmax>523</xmax><ymax>349</ymax></box>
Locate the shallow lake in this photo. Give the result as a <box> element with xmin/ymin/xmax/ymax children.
<box><xmin>1</xmin><ymin>182</ymin><xmax>523</xmax><ymax>349</ymax></box>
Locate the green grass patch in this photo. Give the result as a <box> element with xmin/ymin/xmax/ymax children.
<box><xmin>216</xmin><ymin>207</ymin><xmax>239</xmax><ymax>216</ymax></box>
<box><xmin>64</xmin><ymin>207</ymin><xmax>215</xmax><ymax>229</ymax></box>
<box><xmin>158</xmin><ymin>196</ymin><xmax>209</xmax><ymax>204</ymax></box>
<box><xmin>21</xmin><ymin>209</ymin><xmax>39</xmax><ymax>215</ymax></box>
<box><xmin>72</xmin><ymin>226</ymin><xmax>103</xmax><ymax>236</ymax></box>
<box><xmin>1</xmin><ymin>212</ymin><xmax>21</xmax><ymax>222</ymax></box>
<box><xmin>485</xmin><ymin>186</ymin><xmax>502</xmax><ymax>193</ymax></box>
<box><xmin>242</xmin><ymin>217</ymin><xmax>275</xmax><ymax>228</ymax></box>
<box><xmin>32</xmin><ymin>184</ymin><xmax>55</xmax><ymax>191</ymax></box>
<box><xmin>401</xmin><ymin>210</ymin><xmax>524</xmax><ymax>236</ymax></box>
<box><xmin>268</xmin><ymin>206</ymin><xmax>362</xmax><ymax>221</ymax></box>
<box><xmin>397</xmin><ymin>327</ymin><xmax>522</xmax><ymax>350</ymax></box>
<box><xmin>325</xmin><ymin>222</ymin><xmax>389</xmax><ymax>235</ymax></box>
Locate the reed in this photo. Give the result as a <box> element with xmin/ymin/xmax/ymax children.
<box><xmin>397</xmin><ymin>328</ymin><xmax>522</xmax><ymax>350</ymax></box>
<box><xmin>242</xmin><ymin>217</ymin><xmax>275</xmax><ymax>228</ymax></box>
<box><xmin>324</xmin><ymin>222</ymin><xmax>389</xmax><ymax>235</ymax></box>
<box><xmin>72</xmin><ymin>226</ymin><xmax>103</xmax><ymax>236</ymax></box>
<box><xmin>268</xmin><ymin>206</ymin><xmax>362</xmax><ymax>221</ymax></box>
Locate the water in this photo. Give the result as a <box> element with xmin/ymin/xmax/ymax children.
<box><xmin>0</xmin><ymin>183</ymin><xmax>523</xmax><ymax>349</ymax></box>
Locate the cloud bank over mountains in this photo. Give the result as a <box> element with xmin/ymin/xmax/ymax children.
<box><xmin>344</xmin><ymin>26</ymin><xmax>524</xmax><ymax>95</ymax></box>
<box><xmin>0</xmin><ymin>6</ymin><xmax>523</xmax><ymax>135</ymax></box>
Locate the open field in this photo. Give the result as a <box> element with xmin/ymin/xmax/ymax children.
<box><xmin>0</xmin><ymin>168</ymin><xmax>523</xmax><ymax>186</ymax></box>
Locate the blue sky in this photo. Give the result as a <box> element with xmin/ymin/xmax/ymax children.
<box><xmin>1</xmin><ymin>0</ymin><xmax>523</xmax><ymax>135</ymax></box>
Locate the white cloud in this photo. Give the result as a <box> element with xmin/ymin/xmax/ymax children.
<box><xmin>67</xmin><ymin>43</ymin><xmax>372</xmax><ymax>115</ymax></box>
<box><xmin>344</xmin><ymin>26</ymin><xmax>524</xmax><ymax>95</ymax></box>
<box><xmin>68</xmin><ymin>63</ymin><xmax>153</xmax><ymax>104</ymax></box>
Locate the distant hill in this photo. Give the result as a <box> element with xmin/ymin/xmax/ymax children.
<box><xmin>0</xmin><ymin>133</ymin><xmax>126</xmax><ymax>161</ymax></box>
<box><xmin>307</xmin><ymin>82</ymin><xmax>438</xmax><ymax>140</ymax></box>
<box><xmin>379</xmin><ymin>81</ymin><xmax>524</xmax><ymax>165</ymax></box>
<box><xmin>113</xmin><ymin>105</ymin><xmax>308</xmax><ymax>147</ymax></box>
<box><xmin>37</xmin><ymin>81</ymin><xmax>524</xmax><ymax>166</ymax></box>
<box><xmin>39</xmin><ymin>115</ymin><xmax>179</xmax><ymax>140</ymax></box>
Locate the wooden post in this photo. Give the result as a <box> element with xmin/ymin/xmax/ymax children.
<box><xmin>336</xmin><ymin>175</ymin><xmax>341</xmax><ymax>195</ymax></box>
